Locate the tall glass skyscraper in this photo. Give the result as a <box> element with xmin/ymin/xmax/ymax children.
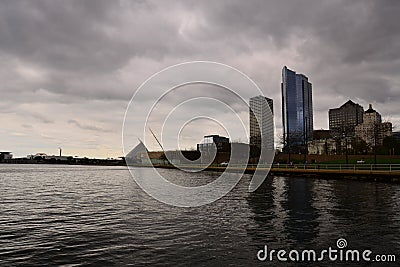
<box><xmin>250</xmin><ymin>96</ymin><xmax>274</xmax><ymax>151</ymax></box>
<box><xmin>281</xmin><ymin>66</ymin><xmax>313</xmax><ymax>147</ymax></box>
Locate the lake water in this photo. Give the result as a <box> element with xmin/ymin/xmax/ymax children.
<box><xmin>1</xmin><ymin>164</ymin><xmax>399</xmax><ymax>266</ymax></box>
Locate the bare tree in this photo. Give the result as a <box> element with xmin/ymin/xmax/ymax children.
<box><xmin>281</xmin><ymin>130</ymin><xmax>304</xmax><ymax>163</ymax></box>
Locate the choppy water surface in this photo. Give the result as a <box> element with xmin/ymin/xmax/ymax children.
<box><xmin>1</xmin><ymin>164</ymin><xmax>399</xmax><ymax>266</ymax></box>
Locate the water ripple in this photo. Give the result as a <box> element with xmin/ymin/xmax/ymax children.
<box><xmin>1</xmin><ymin>164</ymin><xmax>400</xmax><ymax>266</ymax></box>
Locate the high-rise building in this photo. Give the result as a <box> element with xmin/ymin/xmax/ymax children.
<box><xmin>281</xmin><ymin>66</ymin><xmax>313</xmax><ymax>147</ymax></box>
<box><xmin>329</xmin><ymin>100</ymin><xmax>364</xmax><ymax>137</ymax></box>
<box><xmin>249</xmin><ymin>96</ymin><xmax>274</xmax><ymax>151</ymax></box>
<box><xmin>355</xmin><ymin>104</ymin><xmax>392</xmax><ymax>147</ymax></box>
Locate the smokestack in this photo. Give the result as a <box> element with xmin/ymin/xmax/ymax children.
<box><xmin>59</xmin><ymin>147</ymin><xmax>62</xmax><ymax>157</ymax></box>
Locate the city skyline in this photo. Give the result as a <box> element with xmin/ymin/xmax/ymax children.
<box><xmin>2</xmin><ymin>2</ymin><xmax>400</xmax><ymax>266</ymax></box>
<box><xmin>1</xmin><ymin>1</ymin><xmax>400</xmax><ymax>158</ymax></box>
<box><xmin>2</xmin><ymin>64</ymin><xmax>399</xmax><ymax>158</ymax></box>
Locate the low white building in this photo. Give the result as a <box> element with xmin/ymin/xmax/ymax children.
<box><xmin>308</xmin><ymin>139</ymin><xmax>337</xmax><ymax>155</ymax></box>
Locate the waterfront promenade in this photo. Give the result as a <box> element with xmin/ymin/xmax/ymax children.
<box><xmin>268</xmin><ymin>164</ymin><xmax>400</xmax><ymax>182</ymax></box>
<box><xmin>143</xmin><ymin>163</ymin><xmax>400</xmax><ymax>183</ymax></box>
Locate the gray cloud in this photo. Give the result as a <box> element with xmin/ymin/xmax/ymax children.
<box><xmin>68</xmin><ymin>119</ymin><xmax>111</xmax><ymax>133</ymax></box>
<box><xmin>1</xmin><ymin>0</ymin><xmax>400</xmax><ymax>156</ymax></box>
<box><xmin>29</xmin><ymin>112</ymin><xmax>54</xmax><ymax>124</ymax></box>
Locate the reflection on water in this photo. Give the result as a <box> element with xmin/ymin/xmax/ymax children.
<box><xmin>0</xmin><ymin>164</ymin><xmax>399</xmax><ymax>266</ymax></box>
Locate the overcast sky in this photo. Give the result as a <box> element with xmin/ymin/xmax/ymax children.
<box><xmin>1</xmin><ymin>0</ymin><xmax>400</xmax><ymax>158</ymax></box>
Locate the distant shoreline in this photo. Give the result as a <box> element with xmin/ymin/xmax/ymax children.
<box><xmin>0</xmin><ymin>159</ymin><xmax>125</xmax><ymax>166</ymax></box>
<box><xmin>2</xmin><ymin>161</ymin><xmax>400</xmax><ymax>184</ymax></box>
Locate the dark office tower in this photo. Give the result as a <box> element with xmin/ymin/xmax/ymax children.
<box><xmin>281</xmin><ymin>66</ymin><xmax>313</xmax><ymax>148</ymax></box>
<box><xmin>329</xmin><ymin>100</ymin><xmax>364</xmax><ymax>138</ymax></box>
<box><xmin>250</xmin><ymin>96</ymin><xmax>274</xmax><ymax>151</ymax></box>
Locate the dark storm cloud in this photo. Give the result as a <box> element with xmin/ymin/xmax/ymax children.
<box><xmin>1</xmin><ymin>0</ymin><xmax>137</xmax><ymax>72</ymax></box>
<box><xmin>190</xmin><ymin>0</ymin><xmax>400</xmax><ymax>100</ymax></box>
<box><xmin>1</xmin><ymin>0</ymin><xmax>400</xmax><ymax>156</ymax></box>
<box><xmin>0</xmin><ymin>0</ymin><xmax>190</xmax><ymax>101</ymax></box>
<box><xmin>2</xmin><ymin>0</ymin><xmax>399</xmax><ymax>101</ymax></box>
